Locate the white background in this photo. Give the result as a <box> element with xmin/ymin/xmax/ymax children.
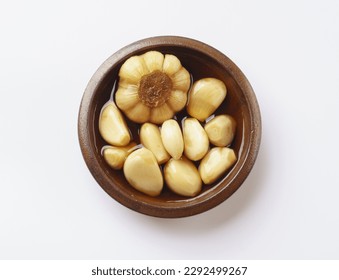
<box><xmin>1</xmin><ymin>0</ymin><xmax>338</xmax><ymax>260</ymax></box>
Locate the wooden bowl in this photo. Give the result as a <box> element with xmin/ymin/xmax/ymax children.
<box><xmin>78</xmin><ymin>36</ymin><xmax>261</xmax><ymax>218</ymax></box>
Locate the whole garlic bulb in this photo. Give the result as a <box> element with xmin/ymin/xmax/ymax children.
<box><xmin>115</xmin><ymin>51</ymin><xmax>191</xmax><ymax>124</ymax></box>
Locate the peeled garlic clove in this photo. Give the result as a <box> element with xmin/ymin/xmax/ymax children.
<box><xmin>164</xmin><ymin>157</ymin><xmax>202</xmax><ymax>197</ymax></box>
<box><xmin>102</xmin><ymin>142</ymin><xmax>137</xmax><ymax>170</ymax></box>
<box><xmin>140</xmin><ymin>123</ymin><xmax>170</xmax><ymax>164</ymax></box>
<box><xmin>187</xmin><ymin>78</ymin><xmax>227</xmax><ymax>121</ymax></box>
<box><xmin>161</xmin><ymin>119</ymin><xmax>184</xmax><ymax>160</ymax></box>
<box><xmin>199</xmin><ymin>147</ymin><xmax>237</xmax><ymax>185</ymax></box>
<box><xmin>123</xmin><ymin>148</ymin><xmax>163</xmax><ymax>196</ymax></box>
<box><xmin>204</xmin><ymin>114</ymin><xmax>236</xmax><ymax>147</ymax></box>
<box><xmin>183</xmin><ymin>118</ymin><xmax>209</xmax><ymax>161</ymax></box>
<box><xmin>99</xmin><ymin>101</ymin><xmax>131</xmax><ymax>146</ymax></box>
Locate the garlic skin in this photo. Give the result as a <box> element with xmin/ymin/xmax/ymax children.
<box><xmin>99</xmin><ymin>101</ymin><xmax>131</xmax><ymax>146</ymax></box>
<box><xmin>204</xmin><ymin>114</ymin><xmax>236</xmax><ymax>147</ymax></box>
<box><xmin>123</xmin><ymin>148</ymin><xmax>163</xmax><ymax>196</ymax></box>
<box><xmin>140</xmin><ymin>123</ymin><xmax>170</xmax><ymax>164</ymax></box>
<box><xmin>116</xmin><ymin>51</ymin><xmax>191</xmax><ymax>124</ymax></box>
<box><xmin>164</xmin><ymin>157</ymin><xmax>202</xmax><ymax>197</ymax></box>
<box><xmin>102</xmin><ymin>142</ymin><xmax>137</xmax><ymax>170</ymax></box>
<box><xmin>187</xmin><ymin>78</ymin><xmax>227</xmax><ymax>121</ymax></box>
<box><xmin>183</xmin><ymin>118</ymin><xmax>209</xmax><ymax>161</ymax></box>
<box><xmin>161</xmin><ymin>119</ymin><xmax>184</xmax><ymax>160</ymax></box>
<box><xmin>199</xmin><ymin>147</ymin><xmax>237</xmax><ymax>185</ymax></box>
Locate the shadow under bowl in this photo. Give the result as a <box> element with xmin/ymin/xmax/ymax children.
<box><xmin>78</xmin><ymin>36</ymin><xmax>261</xmax><ymax>218</ymax></box>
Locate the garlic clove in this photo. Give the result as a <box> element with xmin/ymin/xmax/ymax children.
<box><xmin>167</xmin><ymin>89</ymin><xmax>187</xmax><ymax>112</ymax></box>
<box><xmin>123</xmin><ymin>148</ymin><xmax>163</xmax><ymax>196</ymax></box>
<box><xmin>204</xmin><ymin>114</ymin><xmax>236</xmax><ymax>147</ymax></box>
<box><xmin>103</xmin><ymin>148</ymin><xmax>126</xmax><ymax>170</ymax></box>
<box><xmin>102</xmin><ymin>142</ymin><xmax>137</xmax><ymax>170</ymax></box>
<box><xmin>115</xmin><ymin>85</ymin><xmax>139</xmax><ymax>111</ymax></box>
<box><xmin>199</xmin><ymin>147</ymin><xmax>237</xmax><ymax>185</ymax></box>
<box><xmin>99</xmin><ymin>102</ymin><xmax>131</xmax><ymax>146</ymax></box>
<box><xmin>140</xmin><ymin>123</ymin><xmax>170</xmax><ymax>164</ymax></box>
<box><xmin>183</xmin><ymin>118</ymin><xmax>209</xmax><ymax>161</ymax></box>
<box><xmin>171</xmin><ymin>67</ymin><xmax>191</xmax><ymax>93</ymax></box>
<box><xmin>187</xmin><ymin>78</ymin><xmax>227</xmax><ymax>121</ymax></box>
<box><xmin>149</xmin><ymin>103</ymin><xmax>174</xmax><ymax>124</ymax></box>
<box><xmin>161</xmin><ymin>119</ymin><xmax>184</xmax><ymax>160</ymax></box>
<box><xmin>142</xmin><ymin>51</ymin><xmax>164</xmax><ymax>72</ymax></box>
<box><xmin>164</xmin><ymin>157</ymin><xmax>202</xmax><ymax>197</ymax></box>
<box><xmin>123</xmin><ymin>102</ymin><xmax>151</xmax><ymax>124</ymax></box>
<box><xmin>119</xmin><ymin>56</ymin><xmax>149</xmax><ymax>85</ymax></box>
<box><xmin>163</xmin><ymin>54</ymin><xmax>182</xmax><ymax>76</ymax></box>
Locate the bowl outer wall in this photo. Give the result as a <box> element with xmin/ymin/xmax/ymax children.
<box><xmin>78</xmin><ymin>36</ymin><xmax>261</xmax><ymax>218</ymax></box>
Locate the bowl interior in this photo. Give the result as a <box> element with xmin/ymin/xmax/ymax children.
<box><xmin>79</xmin><ymin>37</ymin><xmax>260</xmax><ymax>217</ymax></box>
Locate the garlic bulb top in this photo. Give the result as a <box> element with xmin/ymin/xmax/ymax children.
<box><xmin>115</xmin><ymin>51</ymin><xmax>191</xmax><ymax>124</ymax></box>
